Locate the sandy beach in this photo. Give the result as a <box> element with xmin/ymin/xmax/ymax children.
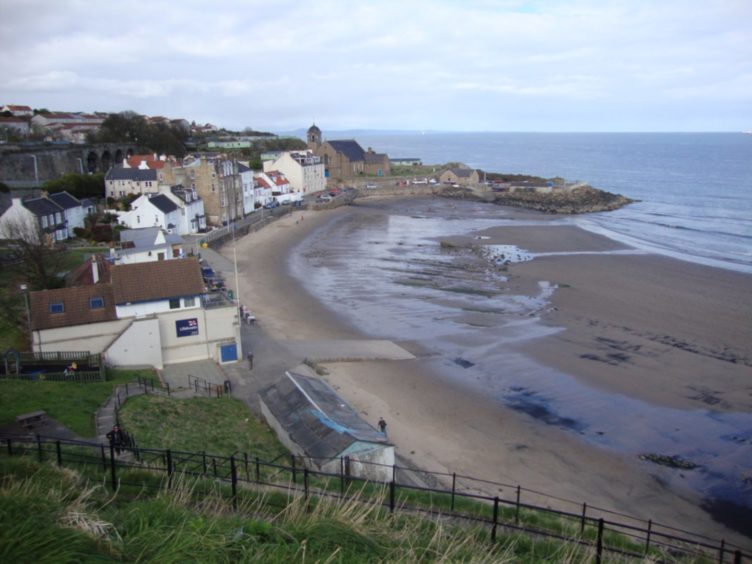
<box><xmin>223</xmin><ymin>199</ymin><xmax>752</xmax><ymax>545</ymax></box>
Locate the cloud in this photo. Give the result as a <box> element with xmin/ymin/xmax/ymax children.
<box><xmin>0</xmin><ymin>0</ymin><xmax>750</xmax><ymax>131</ymax></box>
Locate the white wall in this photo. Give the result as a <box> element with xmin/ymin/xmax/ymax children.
<box><xmin>106</xmin><ymin>317</ymin><xmax>163</xmax><ymax>369</ymax></box>
<box><xmin>33</xmin><ymin>319</ymin><xmax>131</xmax><ymax>354</ymax></box>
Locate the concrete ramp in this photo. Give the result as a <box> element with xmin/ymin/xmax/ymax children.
<box><xmin>282</xmin><ymin>340</ymin><xmax>415</xmax><ymax>362</ymax></box>
<box><xmin>161</xmin><ymin>359</ymin><xmax>226</xmax><ymax>390</ymax></box>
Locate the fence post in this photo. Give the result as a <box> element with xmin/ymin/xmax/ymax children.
<box><xmin>6</xmin><ymin>438</ymin><xmax>11</xmax><ymax>456</ymax></box>
<box><xmin>56</xmin><ymin>440</ymin><xmax>62</xmax><ymax>466</ymax></box>
<box><xmin>389</xmin><ymin>480</ymin><xmax>395</xmax><ymax>513</ymax></box>
<box><xmin>340</xmin><ymin>457</ymin><xmax>345</xmax><ymax>494</ymax></box>
<box><xmin>733</xmin><ymin>549</ymin><xmax>742</xmax><ymax>564</ymax></box>
<box><xmin>36</xmin><ymin>434</ymin><xmax>43</xmax><ymax>462</ymax></box>
<box><xmin>212</xmin><ymin>457</ymin><xmax>217</xmax><ymax>477</ymax></box>
<box><xmin>492</xmin><ymin>497</ymin><xmax>499</xmax><ymax>542</ymax></box>
<box><xmin>230</xmin><ymin>455</ymin><xmax>238</xmax><ymax>510</ymax></box>
<box><xmin>596</xmin><ymin>518</ymin><xmax>604</xmax><ymax>564</ymax></box>
<box><xmin>109</xmin><ymin>443</ymin><xmax>118</xmax><ymax>491</ymax></box>
<box><xmin>719</xmin><ymin>539</ymin><xmax>725</xmax><ymax>563</ymax></box>
<box><xmin>581</xmin><ymin>502</ymin><xmax>587</xmax><ymax>534</ymax></box>
<box><xmin>644</xmin><ymin>519</ymin><xmax>652</xmax><ymax>554</ymax></box>
<box><xmin>244</xmin><ymin>452</ymin><xmax>249</xmax><ymax>481</ymax></box>
<box><xmin>255</xmin><ymin>456</ymin><xmax>261</xmax><ymax>483</ymax></box>
<box><xmin>291</xmin><ymin>455</ymin><xmax>297</xmax><ymax>483</ymax></box>
<box><xmin>166</xmin><ymin>449</ymin><xmax>173</xmax><ymax>489</ymax></box>
<box><xmin>101</xmin><ymin>444</ymin><xmax>107</xmax><ymax>470</ymax></box>
<box><xmin>202</xmin><ymin>451</ymin><xmax>207</xmax><ymax>474</ymax></box>
<box><xmin>451</xmin><ymin>472</ymin><xmax>456</xmax><ymax>511</ymax></box>
<box><xmin>515</xmin><ymin>485</ymin><xmax>521</xmax><ymax>524</ymax></box>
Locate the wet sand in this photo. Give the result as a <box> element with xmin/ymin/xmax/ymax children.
<box><xmin>224</xmin><ymin>202</ymin><xmax>752</xmax><ymax>545</ymax></box>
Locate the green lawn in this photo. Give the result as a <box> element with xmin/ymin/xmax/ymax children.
<box><xmin>118</xmin><ymin>395</ymin><xmax>288</xmax><ymax>461</ymax></box>
<box><xmin>0</xmin><ymin>369</ymin><xmax>159</xmax><ymax>438</ymax></box>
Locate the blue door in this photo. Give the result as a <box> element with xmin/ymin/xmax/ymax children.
<box><xmin>220</xmin><ymin>343</ymin><xmax>238</xmax><ymax>363</ymax></box>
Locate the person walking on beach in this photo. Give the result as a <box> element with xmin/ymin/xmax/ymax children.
<box><xmin>107</xmin><ymin>425</ymin><xmax>124</xmax><ymax>455</ymax></box>
<box><xmin>378</xmin><ymin>417</ymin><xmax>387</xmax><ymax>437</ymax></box>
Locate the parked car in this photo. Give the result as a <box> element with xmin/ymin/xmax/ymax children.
<box><xmin>263</xmin><ymin>200</ymin><xmax>280</xmax><ymax>209</ymax></box>
<box><xmin>366</xmin><ymin>184</ymin><xmax>378</xmax><ymax>189</ymax></box>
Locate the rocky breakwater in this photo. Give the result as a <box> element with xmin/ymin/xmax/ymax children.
<box><xmin>437</xmin><ymin>184</ymin><xmax>633</xmax><ymax>214</ymax></box>
<box><xmin>488</xmin><ymin>185</ymin><xmax>634</xmax><ymax>214</ymax></box>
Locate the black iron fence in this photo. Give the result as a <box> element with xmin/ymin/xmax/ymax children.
<box><xmin>1</xmin><ymin>350</ymin><xmax>105</xmax><ymax>382</ymax></box>
<box><xmin>1</xmin><ymin>434</ymin><xmax>747</xmax><ymax>563</ymax></box>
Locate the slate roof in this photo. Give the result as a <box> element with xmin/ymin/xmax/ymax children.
<box><xmin>237</xmin><ymin>163</ymin><xmax>251</xmax><ymax>173</ymax></box>
<box><xmin>450</xmin><ymin>168</ymin><xmax>475</xmax><ymax>178</ymax></box>
<box><xmin>259</xmin><ymin>371</ymin><xmax>389</xmax><ymax>460</ymax></box>
<box><xmin>148</xmin><ymin>194</ymin><xmax>178</xmax><ymax>214</ymax></box>
<box><xmin>30</xmin><ymin>284</ymin><xmax>117</xmax><ymax>331</ymax></box>
<box><xmin>22</xmin><ymin>197</ymin><xmax>63</xmax><ymax>217</ymax></box>
<box><xmin>119</xmin><ymin>226</ymin><xmax>163</xmax><ymax>248</ymax></box>
<box><xmin>48</xmin><ymin>191</ymin><xmax>81</xmax><ymax>210</ymax></box>
<box><xmin>106</xmin><ymin>167</ymin><xmax>158</xmax><ymax>182</ymax></box>
<box><xmin>111</xmin><ymin>257</ymin><xmax>204</xmax><ymax>304</ymax></box>
<box><xmin>327</xmin><ymin>140</ymin><xmax>366</xmax><ymax>162</ymax></box>
<box><xmin>364</xmin><ymin>152</ymin><xmax>387</xmax><ymax>165</ymax></box>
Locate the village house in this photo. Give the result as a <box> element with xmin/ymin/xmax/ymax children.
<box><xmin>113</xmin><ymin>226</ymin><xmax>184</xmax><ymax>264</ymax></box>
<box><xmin>0</xmin><ymin>117</ymin><xmax>31</xmax><ymax>136</ymax></box>
<box><xmin>48</xmin><ymin>191</ymin><xmax>86</xmax><ymax>232</ymax></box>
<box><xmin>260</xmin><ymin>368</ymin><xmax>394</xmax><ymax>481</ymax></box>
<box><xmin>238</xmin><ymin>163</ymin><xmax>256</xmax><ymax>214</ymax></box>
<box><xmin>439</xmin><ymin>167</ymin><xmax>480</xmax><ymax>186</ymax></box>
<box><xmin>263</xmin><ymin>150</ymin><xmax>326</xmax><ymax>195</ymax></box>
<box><xmin>105</xmin><ymin>167</ymin><xmax>160</xmax><ymax>199</ymax></box>
<box><xmin>29</xmin><ymin>257</ymin><xmax>241</xmax><ymax>368</ymax></box>
<box><xmin>174</xmin><ymin>155</ymin><xmax>243</xmax><ymax>227</ymax></box>
<box><xmin>0</xmin><ymin>196</ymin><xmax>67</xmax><ymax>244</ymax></box>
<box><xmin>123</xmin><ymin>153</ymin><xmax>178</xmax><ymax>186</ymax></box>
<box><xmin>253</xmin><ymin>173</ymin><xmax>274</xmax><ymax>207</ymax></box>
<box><xmin>117</xmin><ymin>193</ymin><xmax>182</xmax><ymax>234</ymax></box>
<box><xmin>165</xmin><ymin>185</ymin><xmax>206</xmax><ymax>234</ymax></box>
<box><xmin>1</xmin><ymin>104</ymin><xmax>33</xmax><ymax>117</ymax></box>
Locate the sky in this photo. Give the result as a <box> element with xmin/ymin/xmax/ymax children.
<box><xmin>1</xmin><ymin>0</ymin><xmax>750</xmax><ymax>132</ymax></box>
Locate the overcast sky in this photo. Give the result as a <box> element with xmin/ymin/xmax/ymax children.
<box><xmin>1</xmin><ymin>0</ymin><xmax>750</xmax><ymax>132</ymax></box>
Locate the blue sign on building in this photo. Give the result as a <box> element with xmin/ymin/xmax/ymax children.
<box><xmin>176</xmin><ymin>318</ymin><xmax>199</xmax><ymax>338</ymax></box>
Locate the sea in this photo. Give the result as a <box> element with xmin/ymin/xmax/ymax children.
<box><xmin>355</xmin><ymin>131</ymin><xmax>752</xmax><ymax>273</ymax></box>
<box><xmin>289</xmin><ymin>132</ymin><xmax>752</xmax><ymax>528</ymax></box>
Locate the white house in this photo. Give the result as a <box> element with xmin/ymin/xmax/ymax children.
<box><xmin>1</xmin><ymin>104</ymin><xmax>33</xmax><ymax>117</ymax></box>
<box><xmin>48</xmin><ymin>191</ymin><xmax>86</xmax><ymax>232</ymax></box>
<box><xmin>163</xmin><ymin>185</ymin><xmax>206</xmax><ymax>234</ymax></box>
<box><xmin>253</xmin><ymin>173</ymin><xmax>274</xmax><ymax>207</ymax></box>
<box><xmin>29</xmin><ymin>257</ymin><xmax>241</xmax><ymax>368</ymax></box>
<box><xmin>0</xmin><ymin>197</ymin><xmax>67</xmax><ymax>244</ymax></box>
<box><xmin>113</xmin><ymin>226</ymin><xmax>183</xmax><ymax>264</ymax></box>
<box><xmin>117</xmin><ymin>193</ymin><xmax>182</xmax><ymax>233</ymax></box>
<box><xmin>238</xmin><ymin>163</ymin><xmax>256</xmax><ymax>214</ymax></box>
<box><xmin>254</xmin><ymin>170</ymin><xmax>297</xmax><ymax>205</ymax></box>
<box><xmin>263</xmin><ymin>150</ymin><xmax>325</xmax><ymax>195</ymax></box>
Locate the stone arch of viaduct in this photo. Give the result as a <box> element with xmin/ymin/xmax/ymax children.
<box><xmin>0</xmin><ymin>143</ymin><xmax>141</xmax><ymax>187</ymax></box>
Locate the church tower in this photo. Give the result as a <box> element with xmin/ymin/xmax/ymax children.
<box><xmin>307</xmin><ymin>123</ymin><xmax>322</xmax><ymax>149</ymax></box>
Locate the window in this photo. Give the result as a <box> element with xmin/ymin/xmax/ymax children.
<box><xmin>169</xmin><ymin>298</ymin><xmax>181</xmax><ymax>309</ymax></box>
<box><xmin>184</xmin><ymin>296</ymin><xmax>195</xmax><ymax>307</ymax></box>
<box><xmin>49</xmin><ymin>302</ymin><xmax>64</xmax><ymax>314</ymax></box>
<box><xmin>90</xmin><ymin>297</ymin><xmax>104</xmax><ymax>309</ymax></box>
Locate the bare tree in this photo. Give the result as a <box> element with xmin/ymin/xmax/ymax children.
<box><xmin>0</xmin><ymin>214</ymin><xmax>66</xmax><ymax>290</ymax></box>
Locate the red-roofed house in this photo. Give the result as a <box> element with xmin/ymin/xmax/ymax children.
<box><xmin>2</xmin><ymin>104</ymin><xmax>33</xmax><ymax>117</ymax></box>
<box><xmin>29</xmin><ymin>257</ymin><xmax>242</xmax><ymax>368</ymax></box>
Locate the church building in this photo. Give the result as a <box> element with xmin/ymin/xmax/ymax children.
<box><xmin>307</xmin><ymin>124</ymin><xmax>390</xmax><ymax>180</ymax></box>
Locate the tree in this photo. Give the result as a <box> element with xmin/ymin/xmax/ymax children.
<box><xmin>43</xmin><ymin>173</ymin><xmax>105</xmax><ymax>199</ymax></box>
<box><xmin>0</xmin><ymin>214</ymin><xmax>67</xmax><ymax>290</ymax></box>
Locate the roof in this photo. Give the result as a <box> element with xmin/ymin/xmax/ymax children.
<box><xmin>259</xmin><ymin>371</ymin><xmax>389</xmax><ymax>459</ymax></box>
<box><xmin>22</xmin><ymin>197</ymin><xmax>63</xmax><ymax>217</ymax></box>
<box><xmin>111</xmin><ymin>257</ymin><xmax>205</xmax><ymax>304</ymax></box>
<box><xmin>326</xmin><ymin>140</ymin><xmax>365</xmax><ymax>162</ymax></box>
<box><xmin>30</xmin><ymin>284</ymin><xmax>118</xmax><ymax>331</ymax></box>
<box><xmin>119</xmin><ymin>226</ymin><xmax>163</xmax><ymax>248</ymax></box>
<box><xmin>4</xmin><ymin>105</ymin><xmax>32</xmax><ymax>112</ymax></box>
<box><xmin>307</xmin><ymin>123</ymin><xmax>321</xmax><ymax>134</ymax></box>
<box><xmin>449</xmin><ymin>168</ymin><xmax>475</xmax><ymax>178</ymax></box>
<box><xmin>237</xmin><ymin>163</ymin><xmax>251</xmax><ymax>173</ymax></box>
<box><xmin>364</xmin><ymin>152</ymin><xmax>387</xmax><ymax>165</ymax></box>
<box><xmin>126</xmin><ymin>154</ymin><xmax>165</xmax><ymax>169</ymax></box>
<box><xmin>66</xmin><ymin>254</ymin><xmax>112</xmax><ymax>287</ymax></box>
<box><xmin>48</xmin><ymin>191</ymin><xmax>81</xmax><ymax>210</ymax></box>
<box><xmin>105</xmin><ymin>167</ymin><xmax>158</xmax><ymax>182</ymax></box>
<box><xmin>148</xmin><ymin>194</ymin><xmax>178</xmax><ymax>214</ymax></box>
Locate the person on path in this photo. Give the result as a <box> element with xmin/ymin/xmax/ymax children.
<box><xmin>107</xmin><ymin>425</ymin><xmax>124</xmax><ymax>455</ymax></box>
<box><xmin>378</xmin><ymin>417</ymin><xmax>387</xmax><ymax>437</ymax></box>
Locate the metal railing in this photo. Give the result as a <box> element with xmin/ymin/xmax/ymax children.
<box><xmin>1</xmin><ymin>434</ymin><xmax>747</xmax><ymax>563</ymax></box>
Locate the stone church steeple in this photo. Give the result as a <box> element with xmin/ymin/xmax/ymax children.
<box><xmin>307</xmin><ymin>123</ymin><xmax>322</xmax><ymax>149</ymax></box>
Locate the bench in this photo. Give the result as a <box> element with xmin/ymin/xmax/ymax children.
<box><xmin>16</xmin><ymin>410</ymin><xmax>46</xmax><ymax>429</ymax></box>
